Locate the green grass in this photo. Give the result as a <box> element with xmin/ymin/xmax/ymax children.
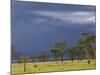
<box><xmin>11</xmin><ymin>60</ymin><xmax>96</xmax><ymax>74</ymax></box>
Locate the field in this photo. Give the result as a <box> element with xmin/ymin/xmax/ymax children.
<box><xmin>11</xmin><ymin>60</ymin><xmax>96</xmax><ymax>75</ymax></box>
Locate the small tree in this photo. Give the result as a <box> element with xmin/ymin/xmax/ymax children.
<box><xmin>19</xmin><ymin>56</ymin><xmax>28</xmax><ymax>72</ymax></box>
<box><xmin>51</xmin><ymin>48</ymin><xmax>60</xmax><ymax>63</ymax></box>
<box><xmin>80</xmin><ymin>32</ymin><xmax>96</xmax><ymax>64</ymax></box>
<box><xmin>39</xmin><ymin>51</ymin><xmax>48</xmax><ymax>62</ymax></box>
<box><xmin>68</xmin><ymin>48</ymin><xmax>76</xmax><ymax>62</ymax></box>
<box><xmin>54</xmin><ymin>42</ymin><xmax>67</xmax><ymax>63</ymax></box>
<box><xmin>31</xmin><ymin>56</ymin><xmax>36</xmax><ymax>64</ymax></box>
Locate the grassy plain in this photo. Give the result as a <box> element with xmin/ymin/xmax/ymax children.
<box><xmin>11</xmin><ymin>60</ymin><xmax>96</xmax><ymax>75</ymax></box>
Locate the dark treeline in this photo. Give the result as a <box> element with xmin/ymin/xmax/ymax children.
<box><xmin>12</xmin><ymin>32</ymin><xmax>96</xmax><ymax>72</ymax></box>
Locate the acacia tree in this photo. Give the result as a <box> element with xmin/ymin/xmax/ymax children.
<box><xmin>51</xmin><ymin>48</ymin><xmax>60</xmax><ymax>63</ymax></box>
<box><xmin>75</xmin><ymin>43</ymin><xmax>86</xmax><ymax>62</ymax></box>
<box><xmin>31</xmin><ymin>56</ymin><xmax>35</xmax><ymax>64</ymax></box>
<box><xmin>19</xmin><ymin>56</ymin><xmax>28</xmax><ymax>72</ymax></box>
<box><xmin>54</xmin><ymin>42</ymin><xmax>67</xmax><ymax>63</ymax></box>
<box><xmin>80</xmin><ymin>32</ymin><xmax>96</xmax><ymax>64</ymax></box>
<box><xmin>39</xmin><ymin>55</ymin><xmax>48</xmax><ymax>62</ymax></box>
<box><xmin>67</xmin><ymin>32</ymin><xmax>96</xmax><ymax>63</ymax></box>
<box><xmin>68</xmin><ymin>47</ymin><xmax>77</xmax><ymax>62</ymax></box>
<box><xmin>11</xmin><ymin>45</ymin><xmax>23</xmax><ymax>64</ymax></box>
<box><xmin>39</xmin><ymin>50</ymin><xmax>48</xmax><ymax>62</ymax></box>
<box><xmin>18</xmin><ymin>56</ymin><xmax>22</xmax><ymax>64</ymax></box>
<box><xmin>88</xmin><ymin>35</ymin><xmax>96</xmax><ymax>59</ymax></box>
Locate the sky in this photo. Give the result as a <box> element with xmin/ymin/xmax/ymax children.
<box><xmin>11</xmin><ymin>0</ymin><xmax>96</xmax><ymax>56</ymax></box>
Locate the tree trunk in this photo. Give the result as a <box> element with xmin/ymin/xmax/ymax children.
<box><xmin>55</xmin><ymin>58</ymin><xmax>57</xmax><ymax>63</ymax></box>
<box><xmin>71</xmin><ymin>57</ymin><xmax>74</xmax><ymax>62</ymax></box>
<box><xmin>32</xmin><ymin>59</ymin><xmax>34</xmax><ymax>64</ymax></box>
<box><xmin>33</xmin><ymin>61</ymin><xmax>34</xmax><ymax>64</ymax></box>
<box><xmin>18</xmin><ymin>60</ymin><xmax>20</xmax><ymax>64</ymax></box>
<box><xmin>88</xmin><ymin>60</ymin><xmax>90</xmax><ymax>64</ymax></box>
<box><xmin>61</xmin><ymin>57</ymin><xmax>64</xmax><ymax>63</ymax></box>
<box><xmin>24</xmin><ymin>62</ymin><xmax>26</xmax><ymax>72</ymax></box>
<box><xmin>77</xmin><ymin>57</ymin><xmax>81</xmax><ymax>62</ymax></box>
<box><xmin>43</xmin><ymin>57</ymin><xmax>45</xmax><ymax>62</ymax></box>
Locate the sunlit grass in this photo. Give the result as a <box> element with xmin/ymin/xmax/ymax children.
<box><xmin>11</xmin><ymin>60</ymin><xmax>96</xmax><ymax>74</ymax></box>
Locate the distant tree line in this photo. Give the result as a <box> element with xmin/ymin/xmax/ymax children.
<box><xmin>11</xmin><ymin>32</ymin><xmax>96</xmax><ymax>72</ymax></box>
